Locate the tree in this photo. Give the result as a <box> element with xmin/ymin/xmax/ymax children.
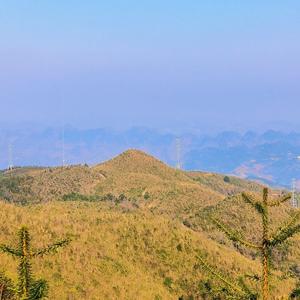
<box><xmin>0</xmin><ymin>227</ymin><xmax>70</xmax><ymax>300</ymax></box>
<box><xmin>206</xmin><ymin>188</ymin><xmax>300</xmax><ymax>300</ymax></box>
<box><xmin>223</xmin><ymin>176</ymin><xmax>231</xmax><ymax>183</ymax></box>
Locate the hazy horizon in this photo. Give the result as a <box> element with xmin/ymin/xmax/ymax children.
<box><xmin>1</xmin><ymin>1</ymin><xmax>300</xmax><ymax>133</ymax></box>
<box><xmin>2</xmin><ymin>121</ymin><xmax>300</xmax><ymax>136</ymax></box>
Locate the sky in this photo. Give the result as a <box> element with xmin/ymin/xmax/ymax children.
<box><xmin>0</xmin><ymin>1</ymin><xmax>300</xmax><ymax>133</ymax></box>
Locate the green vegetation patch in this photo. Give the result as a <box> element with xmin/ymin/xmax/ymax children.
<box><xmin>0</xmin><ymin>175</ymin><xmax>34</xmax><ymax>205</ymax></box>
<box><xmin>61</xmin><ymin>192</ymin><xmax>132</xmax><ymax>204</ymax></box>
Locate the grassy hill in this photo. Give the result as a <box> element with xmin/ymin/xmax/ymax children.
<box><xmin>0</xmin><ymin>150</ymin><xmax>224</xmax><ymax>214</ymax></box>
<box><xmin>0</xmin><ymin>150</ymin><xmax>264</xmax><ymax>206</ymax></box>
<box><xmin>0</xmin><ymin>201</ymin><xmax>295</xmax><ymax>300</ymax></box>
<box><xmin>0</xmin><ymin>149</ymin><xmax>299</xmax><ymax>299</ymax></box>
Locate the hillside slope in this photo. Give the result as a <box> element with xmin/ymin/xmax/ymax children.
<box><xmin>1</xmin><ymin>150</ymin><xmax>298</xmax><ymax>299</ymax></box>
<box><xmin>0</xmin><ymin>150</ymin><xmax>225</xmax><ymax>213</ymax></box>
<box><xmin>0</xmin><ymin>201</ymin><xmax>295</xmax><ymax>299</ymax></box>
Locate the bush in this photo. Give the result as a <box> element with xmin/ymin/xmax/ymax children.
<box><xmin>61</xmin><ymin>192</ymin><xmax>129</xmax><ymax>204</ymax></box>
<box><xmin>144</xmin><ymin>192</ymin><xmax>150</xmax><ymax>200</ymax></box>
<box><xmin>163</xmin><ymin>277</ymin><xmax>173</xmax><ymax>289</ymax></box>
<box><xmin>223</xmin><ymin>176</ymin><xmax>230</xmax><ymax>183</ymax></box>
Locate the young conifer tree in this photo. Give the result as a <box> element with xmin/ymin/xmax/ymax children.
<box><xmin>0</xmin><ymin>226</ymin><xmax>70</xmax><ymax>300</ymax></box>
<box><xmin>207</xmin><ymin>188</ymin><xmax>300</xmax><ymax>300</ymax></box>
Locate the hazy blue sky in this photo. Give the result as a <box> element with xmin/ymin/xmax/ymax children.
<box><xmin>1</xmin><ymin>1</ymin><xmax>300</xmax><ymax>132</ymax></box>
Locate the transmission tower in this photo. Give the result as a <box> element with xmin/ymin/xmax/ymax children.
<box><xmin>291</xmin><ymin>178</ymin><xmax>298</xmax><ymax>208</ymax></box>
<box><xmin>8</xmin><ymin>142</ymin><xmax>14</xmax><ymax>170</ymax></box>
<box><xmin>175</xmin><ymin>138</ymin><xmax>182</xmax><ymax>170</ymax></box>
<box><xmin>62</xmin><ymin>124</ymin><xmax>66</xmax><ymax>167</ymax></box>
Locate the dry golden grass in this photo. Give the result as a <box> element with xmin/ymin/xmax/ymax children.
<box><xmin>187</xmin><ymin>171</ymin><xmax>265</xmax><ymax>196</ymax></box>
<box><xmin>0</xmin><ymin>201</ymin><xmax>296</xmax><ymax>299</ymax></box>
<box><xmin>0</xmin><ymin>150</ymin><xmax>298</xmax><ymax>299</ymax></box>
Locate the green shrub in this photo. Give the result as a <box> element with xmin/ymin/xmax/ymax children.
<box><xmin>163</xmin><ymin>277</ymin><xmax>173</xmax><ymax>289</ymax></box>
<box><xmin>61</xmin><ymin>192</ymin><xmax>129</xmax><ymax>204</ymax></box>
<box><xmin>223</xmin><ymin>176</ymin><xmax>230</xmax><ymax>183</ymax></box>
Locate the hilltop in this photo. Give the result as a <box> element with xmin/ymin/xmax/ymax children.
<box><xmin>0</xmin><ymin>149</ymin><xmax>264</xmax><ymax>202</ymax></box>
<box><xmin>0</xmin><ymin>149</ymin><xmax>259</xmax><ymax>217</ymax></box>
<box><xmin>0</xmin><ymin>149</ymin><xmax>287</xmax><ymax>228</ymax></box>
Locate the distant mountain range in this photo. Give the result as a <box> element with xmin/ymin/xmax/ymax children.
<box><xmin>1</xmin><ymin>125</ymin><xmax>300</xmax><ymax>187</ymax></box>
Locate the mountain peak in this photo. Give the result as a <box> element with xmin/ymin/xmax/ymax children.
<box><xmin>122</xmin><ymin>148</ymin><xmax>152</xmax><ymax>155</ymax></box>
<box><xmin>95</xmin><ymin>149</ymin><xmax>189</xmax><ymax>181</ymax></box>
<box><xmin>98</xmin><ymin>149</ymin><xmax>165</xmax><ymax>169</ymax></box>
<box><xmin>119</xmin><ymin>149</ymin><xmax>159</xmax><ymax>161</ymax></box>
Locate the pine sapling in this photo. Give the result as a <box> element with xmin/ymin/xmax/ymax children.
<box><xmin>0</xmin><ymin>226</ymin><xmax>70</xmax><ymax>300</ymax></box>
<box><xmin>210</xmin><ymin>188</ymin><xmax>300</xmax><ymax>300</ymax></box>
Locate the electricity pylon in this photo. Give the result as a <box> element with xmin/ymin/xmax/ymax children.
<box><xmin>291</xmin><ymin>179</ymin><xmax>298</xmax><ymax>208</ymax></box>
<box><xmin>175</xmin><ymin>138</ymin><xmax>182</xmax><ymax>170</ymax></box>
<box><xmin>8</xmin><ymin>142</ymin><xmax>14</xmax><ymax>170</ymax></box>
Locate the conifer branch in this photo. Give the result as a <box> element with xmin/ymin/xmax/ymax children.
<box><xmin>238</xmin><ymin>277</ymin><xmax>254</xmax><ymax>295</ymax></box>
<box><xmin>29</xmin><ymin>279</ymin><xmax>48</xmax><ymax>300</ymax></box>
<box><xmin>244</xmin><ymin>274</ymin><xmax>260</xmax><ymax>282</ymax></box>
<box><xmin>0</xmin><ymin>244</ymin><xmax>21</xmax><ymax>257</ymax></box>
<box><xmin>196</xmin><ymin>254</ymin><xmax>247</xmax><ymax>296</ymax></box>
<box><xmin>241</xmin><ymin>193</ymin><xmax>265</xmax><ymax>215</ymax></box>
<box><xmin>269</xmin><ymin>224</ymin><xmax>300</xmax><ymax>247</ymax></box>
<box><xmin>32</xmin><ymin>238</ymin><xmax>71</xmax><ymax>257</ymax></box>
<box><xmin>0</xmin><ymin>271</ymin><xmax>16</xmax><ymax>299</ymax></box>
<box><xmin>272</xmin><ymin>210</ymin><xmax>300</xmax><ymax>236</ymax></box>
<box><xmin>269</xmin><ymin>211</ymin><xmax>300</xmax><ymax>246</ymax></box>
<box><xmin>211</xmin><ymin>217</ymin><xmax>260</xmax><ymax>249</ymax></box>
<box><xmin>241</xmin><ymin>193</ymin><xmax>258</xmax><ymax>207</ymax></box>
<box><xmin>268</xmin><ymin>194</ymin><xmax>291</xmax><ymax>207</ymax></box>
